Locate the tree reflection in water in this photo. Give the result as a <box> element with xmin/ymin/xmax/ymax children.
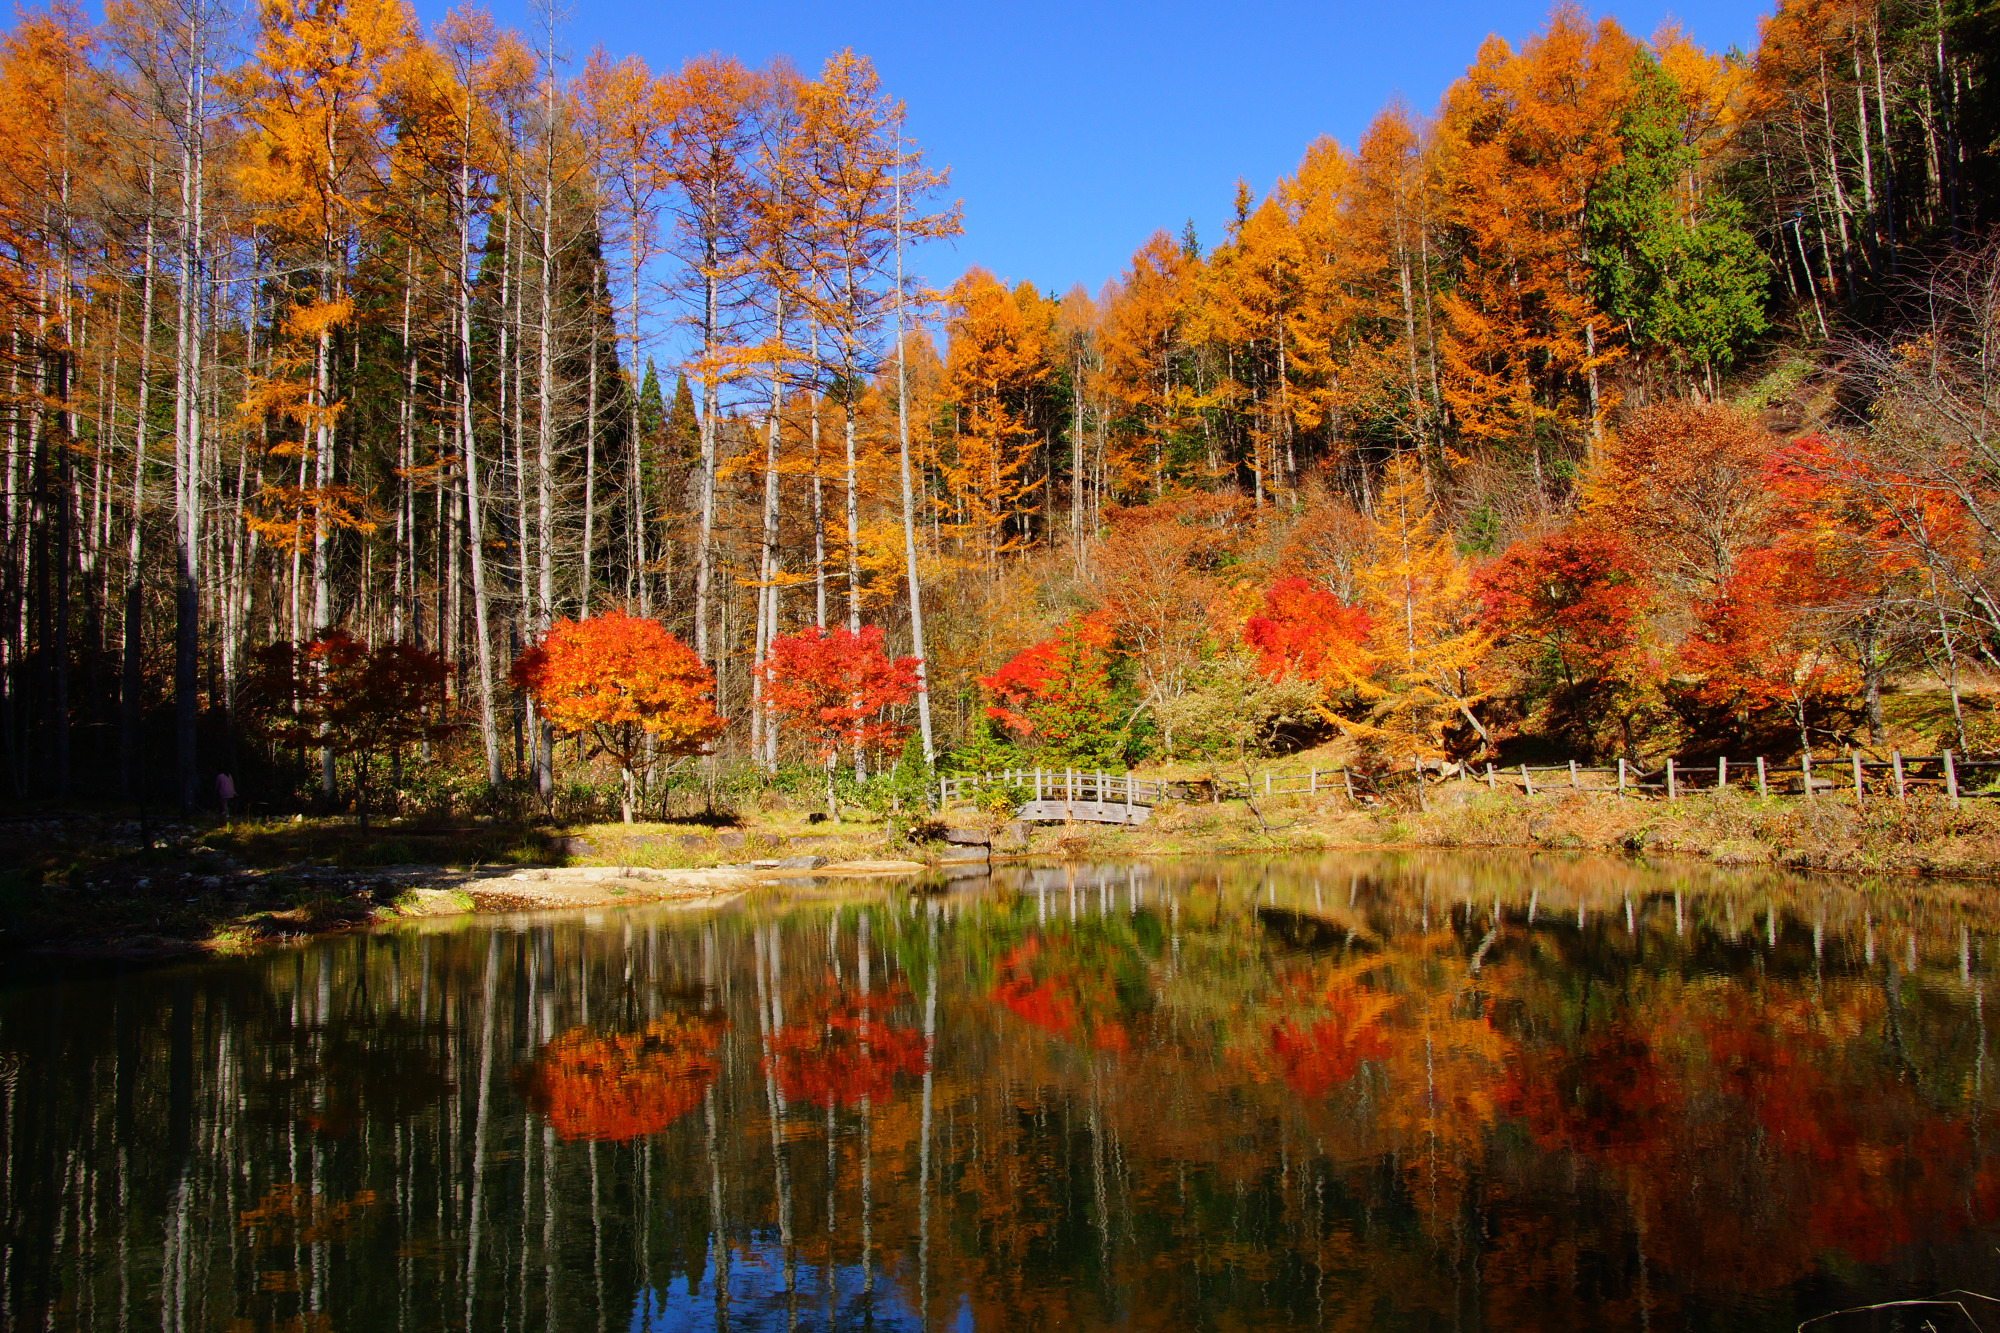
<box><xmin>2</xmin><ymin>851</ymin><xmax>1997</xmax><ymax>1330</ymax></box>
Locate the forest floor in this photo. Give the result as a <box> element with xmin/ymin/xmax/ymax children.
<box><xmin>5</xmin><ymin>779</ymin><xmax>1998</xmax><ymax>960</ymax></box>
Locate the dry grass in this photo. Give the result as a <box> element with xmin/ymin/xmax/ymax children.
<box><xmin>574</xmin><ymin>820</ymin><xmax>885</xmax><ymax>868</ymax></box>
<box><xmin>1399</xmin><ymin>788</ymin><xmax>2000</xmax><ymax>877</ymax></box>
<box><xmin>974</xmin><ymin>780</ymin><xmax>2000</xmax><ymax>882</ymax></box>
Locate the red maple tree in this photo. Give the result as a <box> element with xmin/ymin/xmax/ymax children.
<box><xmin>245</xmin><ymin>632</ymin><xmax>454</xmax><ymax>826</ymax></box>
<box><xmin>511</xmin><ymin>611</ymin><xmax>726</xmax><ymax>821</ymax></box>
<box><xmin>760</xmin><ymin>625</ymin><xmax>919</xmax><ymax>813</ymax></box>
<box><xmin>979</xmin><ymin>610</ymin><xmax>1125</xmax><ymax>766</ymax></box>
<box><xmin>1670</xmin><ymin>543</ymin><xmax>1856</xmax><ymax>753</ymax></box>
<box><xmin>1241</xmin><ymin>576</ymin><xmax>1373</xmax><ymax>684</ymax></box>
<box><xmin>1477</xmin><ymin>527</ymin><xmax>1655</xmax><ymax>753</ymax></box>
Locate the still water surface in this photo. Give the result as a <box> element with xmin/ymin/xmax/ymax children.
<box><xmin>4</xmin><ymin>852</ymin><xmax>1999</xmax><ymax>1330</ymax></box>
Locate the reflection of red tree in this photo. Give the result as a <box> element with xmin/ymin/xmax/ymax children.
<box><xmin>522</xmin><ymin>1013</ymin><xmax>724</xmax><ymax>1142</ymax></box>
<box><xmin>1268</xmin><ymin>986</ymin><xmax>1394</xmax><ymax>1097</ymax></box>
<box><xmin>1500</xmin><ymin>1026</ymin><xmax>1675</xmax><ymax>1166</ymax></box>
<box><xmin>992</xmin><ymin>940</ymin><xmax>1078</xmax><ymax>1033</ymax></box>
<box><xmin>988</xmin><ymin>937</ymin><xmax>1134</xmax><ymax>1052</ymax></box>
<box><xmin>765</xmin><ymin>997</ymin><xmax>927</xmax><ymax>1109</ymax></box>
<box><xmin>1699</xmin><ymin>999</ymin><xmax>2000</xmax><ymax>1265</ymax></box>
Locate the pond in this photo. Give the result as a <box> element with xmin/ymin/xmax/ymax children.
<box><xmin>3</xmin><ymin>852</ymin><xmax>1997</xmax><ymax>1330</ymax></box>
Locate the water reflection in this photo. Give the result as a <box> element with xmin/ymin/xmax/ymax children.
<box><xmin>3</xmin><ymin>852</ymin><xmax>1997</xmax><ymax>1330</ymax></box>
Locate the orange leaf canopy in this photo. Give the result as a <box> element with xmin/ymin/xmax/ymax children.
<box><xmin>1242</xmin><ymin>577</ymin><xmax>1373</xmax><ymax>684</ymax></box>
<box><xmin>512</xmin><ymin>611</ymin><xmax>725</xmax><ymax>758</ymax></box>
<box><xmin>522</xmin><ymin>1013</ymin><xmax>726</xmax><ymax>1143</ymax></box>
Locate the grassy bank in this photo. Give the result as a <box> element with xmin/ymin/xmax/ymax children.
<box><xmin>5</xmin><ymin>782</ymin><xmax>1996</xmax><ymax>959</ymax></box>
<box><xmin>989</xmin><ymin>783</ymin><xmax>2000</xmax><ymax>879</ymax></box>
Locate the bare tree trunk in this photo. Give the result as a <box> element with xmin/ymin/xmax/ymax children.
<box><xmin>534</xmin><ymin>61</ymin><xmax>560</xmax><ymax>804</ymax></box>
<box><xmin>694</xmin><ymin>228</ymin><xmax>720</xmax><ymax>667</ymax></box>
<box><xmin>755</xmin><ymin>289</ymin><xmax>784</xmax><ymax>774</ymax></box>
<box><xmin>811</xmin><ymin>324</ymin><xmax>826</xmax><ymax>628</ymax></box>
<box><xmin>843</xmin><ymin>385</ymin><xmax>861</xmax><ymax>634</ymax></box>
<box><xmin>172</xmin><ymin>26</ymin><xmax>207</xmax><ymax>815</ymax></box>
<box><xmin>396</xmin><ymin>246</ymin><xmax>416</xmax><ymax>640</ymax></box>
<box><xmin>893</xmin><ymin>135</ymin><xmax>934</xmax><ymax>763</ymax></box>
<box><xmin>458</xmin><ymin>117</ymin><xmax>501</xmax><ymax>787</ymax></box>
<box><xmin>122</xmin><ymin>154</ymin><xmax>159</xmax><ymax>799</ymax></box>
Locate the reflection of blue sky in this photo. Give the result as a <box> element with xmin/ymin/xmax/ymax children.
<box><xmin>629</xmin><ymin>1234</ymin><xmax>971</xmax><ymax>1331</ymax></box>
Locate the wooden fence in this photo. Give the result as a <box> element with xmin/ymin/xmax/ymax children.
<box><xmin>942</xmin><ymin>750</ymin><xmax>1999</xmax><ymax>811</ymax></box>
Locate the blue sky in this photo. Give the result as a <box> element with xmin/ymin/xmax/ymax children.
<box><xmin>408</xmin><ymin>0</ymin><xmax>1771</xmax><ymax>300</ymax></box>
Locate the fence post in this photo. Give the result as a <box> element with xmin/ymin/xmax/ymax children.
<box><xmin>1802</xmin><ymin>752</ymin><xmax>1814</xmax><ymax>800</ymax></box>
<box><xmin>1718</xmin><ymin>756</ymin><xmax>1728</xmax><ymax>790</ymax></box>
<box><xmin>1667</xmin><ymin>759</ymin><xmax>1678</xmax><ymax>801</ymax></box>
<box><xmin>1344</xmin><ymin>770</ymin><xmax>1356</xmax><ymax>803</ymax></box>
<box><xmin>1487</xmin><ymin>763</ymin><xmax>1496</xmax><ymax>792</ymax></box>
<box><xmin>1852</xmin><ymin>752</ymin><xmax>1865</xmax><ymax>804</ymax></box>
<box><xmin>1892</xmin><ymin>750</ymin><xmax>1906</xmax><ymax>802</ymax></box>
<box><xmin>1124</xmin><ymin>770</ymin><xmax>1134</xmax><ymax>822</ymax></box>
<box><xmin>1617</xmin><ymin>757</ymin><xmax>1626</xmax><ymax>796</ymax></box>
<box><xmin>1521</xmin><ymin>764</ymin><xmax>1534</xmax><ymax>797</ymax></box>
<box><xmin>1265</xmin><ymin>771</ymin><xmax>1272</xmax><ymax>798</ymax></box>
<box><xmin>1570</xmin><ymin>759</ymin><xmax>1579</xmax><ymax>790</ymax></box>
<box><xmin>1309</xmin><ymin>766</ymin><xmax>1316</xmax><ymax>795</ymax></box>
<box><xmin>1945</xmin><ymin>750</ymin><xmax>1960</xmax><ymax>807</ymax></box>
<box><xmin>1413</xmin><ymin>756</ymin><xmax>1428</xmax><ymax>812</ymax></box>
<box><xmin>1035</xmin><ymin>767</ymin><xmax>1043</xmax><ymax>801</ymax></box>
<box><xmin>1757</xmin><ymin>756</ymin><xmax>1768</xmax><ymax>799</ymax></box>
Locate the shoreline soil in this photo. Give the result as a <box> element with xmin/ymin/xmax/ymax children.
<box><xmin>4</xmin><ymin>785</ymin><xmax>1997</xmax><ymax>960</ymax></box>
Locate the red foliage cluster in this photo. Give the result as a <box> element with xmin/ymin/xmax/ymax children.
<box><xmin>990</xmin><ymin>938</ymin><xmax>1081</xmax><ymax>1034</ymax></box>
<box><xmin>979</xmin><ymin>612</ymin><xmax>1122</xmax><ymax>761</ymax></box>
<box><xmin>761</xmin><ymin>625</ymin><xmax>920</xmax><ymax>763</ymax></box>
<box><xmin>1266</xmin><ymin>983</ymin><xmax>1396</xmax><ymax>1097</ymax></box>
<box><xmin>763</xmin><ymin>995</ymin><xmax>928</xmax><ymax>1109</ymax></box>
<box><xmin>243</xmin><ymin>631</ymin><xmax>454</xmax><ymax>820</ymax></box>
<box><xmin>521</xmin><ymin>1013</ymin><xmax>725</xmax><ymax>1143</ymax></box>
<box><xmin>1696</xmin><ymin>999</ymin><xmax>2000</xmax><ymax>1265</ymax></box>
<box><xmin>1498</xmin><ymin>1026</ymin><xmax>1677</xmax><ymax>1166</ymax></box>
<box><xmin>1241</xmin><ymin>577</ymin><xmax>1371</xmax><ymax>683</ymax></box>
<box><xmin>1476</xmin><ymin>530</ymin><xmax>1652</xmax><ymax>683</ymax></box>
<box><xmin>1673</xmin><ymin>542</ymin><xmax>1855</xmax><ymax>732</ymax></box>
<box><xmin>246</xmin><ymin>631</ymin><xmax>452</xmax><ymax>750</ymax></box>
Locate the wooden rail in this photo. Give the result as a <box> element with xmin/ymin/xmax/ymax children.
<box><xmin>941</xmin><ymin>750</ymin><xmax>1998</xmax><ymax>814</ymax></box>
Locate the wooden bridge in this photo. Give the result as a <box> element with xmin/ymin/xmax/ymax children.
<box><xmin>939</xmin><ymin>769</ymin><xmax>1189</xmax><ymax>824</ymax></box>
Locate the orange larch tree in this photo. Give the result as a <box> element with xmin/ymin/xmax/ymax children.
<box><xmin>941</xmin><ymin>267</ymin><xmax>1051</xmax><ymax>565</ymax></box>
<box><xmin>1437</xmin><ymin>9</ymin><xmax>1634</xmax><ymax>492</ymax></box>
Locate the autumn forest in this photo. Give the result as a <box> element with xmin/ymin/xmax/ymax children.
<box><xmin>1</xmin><ymin>0</ymin><xmax>1997</xmax><ymax>815</ymax></box>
